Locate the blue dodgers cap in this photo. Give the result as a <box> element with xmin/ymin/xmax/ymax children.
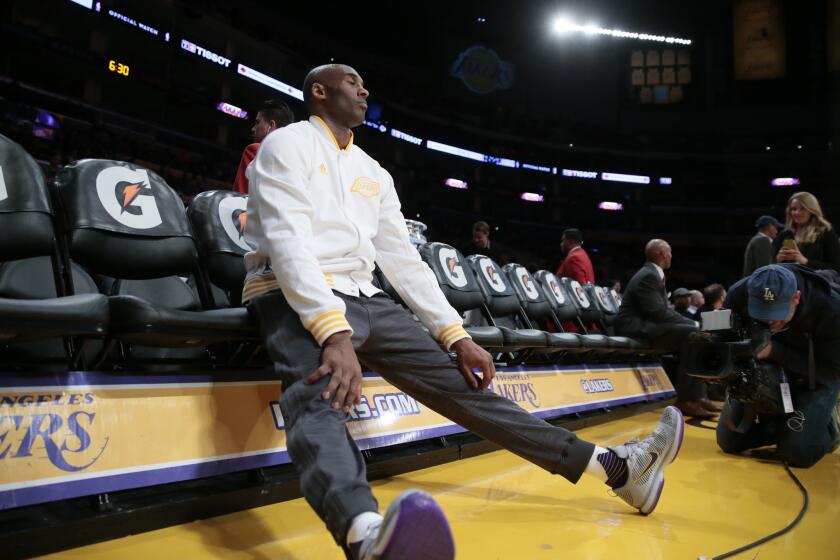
<box><xmin>746</xmin><ymin>265</ymin><xmax>797</xmax><ymax>321</ymax></box>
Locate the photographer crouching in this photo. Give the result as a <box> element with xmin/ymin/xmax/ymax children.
<box><xmin>701</xmin><ymin>264</ymin><xmax>840</xmax><ymax>467</ymax></box>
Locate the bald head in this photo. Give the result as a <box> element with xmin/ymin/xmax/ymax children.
<box><xmin>303</xmin><ymin>64</ymin><xmax>360</xmax><ymax>109</ymax></box>
<box><xmin>645</xmin><ymin>239</ymin><xmax>673</xmax><ymax>270</ymax></box>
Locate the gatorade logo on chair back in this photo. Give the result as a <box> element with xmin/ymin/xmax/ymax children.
<box><xmin>95</xmin><ymin>167</ymin><xmax>162</xmax><ymax>229</ymax></box>
<box><xmin>218</xmin><ymin>196</ymin><xmax>252</xmax><ymax>252</ymax></box>
<box><xmin>515</xmin><ymin>266</ymin><xmax>539</xmax><ymax>300</ymax></box>
<box><xmin>438</xmin><ymin>246</ymin><xmax>468</xmax><ymax>288</ymax></box>
<box><xmin>478</xmin><ymin>257</ymin><xmax>507</xmax><ymax>293</ymax></box>
<box><xmin>0</xmin><ymin>165</ymin><xmax>7</xmax><ymax>203</ymax></box>
<box><xmin>570</xmin><ymin>280</ymin><xmax>591</xmax><ymax>308</ymax></box>
<box><xmin>547</xmin><ymin>276</ymin><xmax>566</xmax><ymax>304</ymax></box>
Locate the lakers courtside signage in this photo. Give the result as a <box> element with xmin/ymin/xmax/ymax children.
<box><xmin>0</xmin><ymin>365</ymin><xmax>674</xmax><ymax>509</ymax></box>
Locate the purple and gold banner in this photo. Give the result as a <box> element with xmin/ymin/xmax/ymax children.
<box><xmin>0</xmin><ymin>364</ymin><xmax>673</xmax><ymax>510</ymax></box>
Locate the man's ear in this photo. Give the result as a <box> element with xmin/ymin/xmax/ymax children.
<box><xmin>311</xmin><ymin>82</ymin><xmax>327</xmax><ymax>102</ymax></box>
<box><xmin>792</xmin><ymin>290</ymin><xmax>802</xmax><ymax>306</ymax></box>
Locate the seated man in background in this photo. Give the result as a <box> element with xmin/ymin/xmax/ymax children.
<box><xmin>717</xmin><ymin>264</ymin><xmax>840</xmax><ymax>467</ymax></box>
<box><xmin>233</xmin><ymin>99</ymin><xmax>295</xmax><ymax>193</ymax></box>
<box><xmin>671</xmin><ymin>287</ymin><xmax>694</xmax><ymax>320</ymax></box>
<box><xmin>688</xmin><ymin>290</ymin><xmax>704</xmax><ymax>318</ymax></box>
<box><xmin>700</xmin><ymin>283</ymin><xmax>727</xmax><ymax>313</ymax></box>
<box><xmin>615</xmin><ymin>240</ymin><xmax>719</xmax><ymax>418</ymax></box>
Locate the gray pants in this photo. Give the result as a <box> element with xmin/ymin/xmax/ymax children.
<box><xmin>249</xmin><ymin>290</ymin><xmax>595</xmax><ymax>545</ymax></box>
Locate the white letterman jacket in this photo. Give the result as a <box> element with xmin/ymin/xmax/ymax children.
<box><xmin>242</xmin><ymin>116</ymin><xmax>470</xmax><ymax>349</ymax></box>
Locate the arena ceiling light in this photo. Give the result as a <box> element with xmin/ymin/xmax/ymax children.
<box><xmin>598</xmin><ymin>201</ymin><xmax>624</xmax><ymax>211</ymax></box>
<box><xmin>552</xmin><ymin>17</ymin><xmax>692</xmax><ymax>45</ymax></box>
<box><xmin>520</xmin><ymin>192</ymin><xmax>545</xmax><ymax>202</ymax></box>
<box><xmin>444</xmin><ymin>178</ymin><xmax>468</xmax><ymax>189</ymax></box>
<box><xmin>770</xmin><ymin>177</ymin><xmax>800</xmax><ymax>187</ymax></box>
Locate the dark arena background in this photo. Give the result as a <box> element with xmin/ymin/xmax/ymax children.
<box><xmin>0</xmin><ymin>1</ymin><xmax>838</xmax><ymax>559</ymax></box>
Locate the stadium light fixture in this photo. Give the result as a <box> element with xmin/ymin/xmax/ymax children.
<box><xmin>520</xmin><ymin>192</ymin><xmax>545</xmax><ymax>202</ymax></box>
<box><xmin>552</xmin><ymin>17</ymin><xmax>692</xmax><ymax>45</ymax></box>
<box><xmin>770</xmin><ymin>177</ymin><xmax>800</xmax><ymax>187</ymax></box>
<box><xmin>598</xmin><ymin>201</ymin><xmax>624</xmax><ymax>211</ymax></box>
<box><xmin>444</xmin><ymin>178</ymin><xmax>468</xmax><ymax>189</ymax></box>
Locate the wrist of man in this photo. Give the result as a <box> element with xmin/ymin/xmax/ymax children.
<box><xmin>450</xmin><ymin>337</ymin><xmax>473</xmax><ymax>352</ymax></box>
<box><xmin>323</xmin><ymin>330</ymin><xmax>352</xmax><ymax>347</ymax></box>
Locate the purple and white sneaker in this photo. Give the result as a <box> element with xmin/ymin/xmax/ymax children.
<box><xmin>609</xmin><ymin>405</ymin><xmax>684</xmax><ymax>515</ymax></box>
<box><xmin>354</xmin><ymin>490</ymin><xmax>455</xmax><ymax>560</ymax></box>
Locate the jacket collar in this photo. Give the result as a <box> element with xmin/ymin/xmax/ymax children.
<box><xmin>309</xmin><ymin>115</ymin><xmax>354</xmax><ymax>151</ymax></box>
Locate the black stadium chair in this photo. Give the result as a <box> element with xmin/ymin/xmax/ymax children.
<box><xmin>533</xmin><ymin>270</ymin><xmax>587</xmax><ymax>332</ymax></box>
<box><xmin>0</xmin><ymin>134</ymin><xmax>108</xmax><ymax>367</ymax></box>
<box><xmin>554</xmin><ymin>278</ymin><xmax>613</xmax><ymax>354</ymax></box>
<box><xmin>464</xmin><ymin>254</ymin><xmax>548</xmax><ymax>350</ymax></box>
<box><xmin>53</xmin><ymin>159</ymin><xmax>257</xmax><ymax>366</ymax></box>
<box><xmin>501</xmin><ymin>264</ymin><xmax>582</xmax><ymax>353</ymax></box>
<box><xmin>582</xmin><ymin>283</ymin><xmax>649</xmax><ymax>353</ymax></box>
<box><xmin>559</xmin><ymin>277</ymin><xmax>601</xmax><ymax>329</ymax></box>
<box><xmin>418</xmin><ymin>242</ymin><xmax>504</xmax><ymax>349</ymax></box>
<box><xmin>187</xmin><ymin>190</ymin><xmax>251</xmax><ymax>308</ymax></box>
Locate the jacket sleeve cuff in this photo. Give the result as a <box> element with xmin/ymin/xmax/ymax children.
<box><xmin>306</xmin><ymin>310</ymin><xmax>353</xmax><ymax>346</ymax></box>
<box><xmin>438</xmin><ymin>323</ymin><xmax>471</xmax><ymax>351</ymax></box>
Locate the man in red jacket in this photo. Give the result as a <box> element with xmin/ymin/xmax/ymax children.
<box><xmin>233</xmin><ymin>99</ymin><xmax>295</xmax><ymax>193</ymax></box>
<box><xmin>556</xmin><ymin>228</ymin><xmax>596</xmax><ymax>332</ymax></box>
<box><xmin>556</xmin><ymin>228</ymin><xmax>595</xmax><ymax>284</ymax></box>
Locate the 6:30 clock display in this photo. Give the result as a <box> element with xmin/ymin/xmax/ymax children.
<box><xmin>107</xmin><ymin>59</ymin><xmax>130</xmax><ymax>77</ymax></box>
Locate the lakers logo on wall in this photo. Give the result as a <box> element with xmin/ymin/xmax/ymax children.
<box><xmin>95</xmin><ymin>167</ymin><xmax>162</xmax><ymax>229</ymax></box>
<box><xmin>218</xmin><ymin>196</ymin><xmax>253</xmax><ymax>252</ymax></box>
<box><xmin>438</xmin><ymin>247</ymin><xmax>467</xmax><ymax>288</ymax></box>
<box><xmin>350</xmin><ymin>177</ymin><xmax>380</xmax><ymax>198</ymax></box>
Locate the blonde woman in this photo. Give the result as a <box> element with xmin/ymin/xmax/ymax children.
<box><xmin>773</xmin><ymin>191</ymin><xmax>840</xmax><ymax>272</ymax></box>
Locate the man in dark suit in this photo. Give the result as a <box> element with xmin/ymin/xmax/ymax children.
<box><xmin>743</xmin><ymin>215</ymin><xmax>784</xmax><ymax>277</ymax></box>
<box><xmin>615</xmin><ymin>239</ymin><xmax>718</xmax><ymax>417</ymax></box>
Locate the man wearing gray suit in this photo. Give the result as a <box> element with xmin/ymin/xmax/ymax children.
<box><xmin>615</xmin><ymin>239</ymin><xmax>717</xmax><ymax>418</ymax></box>
<box><xmin>743</xmin><ymin>215</ymin><xmax>784</xmax><ymax>277</ymax></box>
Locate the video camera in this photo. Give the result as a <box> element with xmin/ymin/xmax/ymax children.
<box><xmin>682</xmin><ymin>309</ymin><xmax>787</xmax><ymax>415</ymax></box>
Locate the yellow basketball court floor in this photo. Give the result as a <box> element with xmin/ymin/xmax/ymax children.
<box><xmin>40</xmin><ymin>408</ymin><xmax>839</xmax><ymax>559</ymax></box>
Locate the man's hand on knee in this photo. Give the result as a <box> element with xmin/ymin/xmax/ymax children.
<box><xmin>451</xmin><ymin>338</ymin><xmax>496</xmax><ymax>390</ymax></box>
<box><xmin>304</xmin><ymin>331</ymin><xmax>362</xmax><ymax>413</ymax></box>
